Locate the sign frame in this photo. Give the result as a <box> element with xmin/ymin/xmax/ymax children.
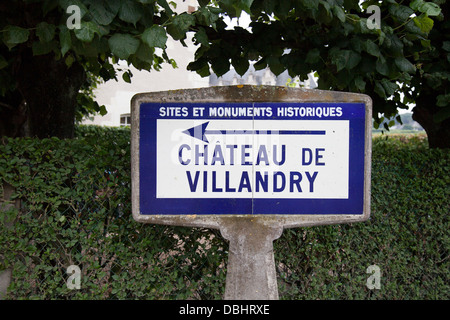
<box><xmin>131</xmin><ymin>85</ymin><xmax>372</xmax><ymax>230</ymax></box>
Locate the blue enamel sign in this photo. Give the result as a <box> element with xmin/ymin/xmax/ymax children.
<box><xmin>135</xmin><ymin>102</ymin><xmax>366</xmax><ymax>215</ymax></box>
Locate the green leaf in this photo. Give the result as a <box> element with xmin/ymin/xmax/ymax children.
<box><xmin>167</xmin><ymin>13</ymin><xmax>195</xmax><ymax>40</ymax></box>
<box><xmin>385</xmin><ymin>34</ymin><xmax>404</xmax><ymax>56</ymax></box>
<box><xmin>254</xmin><ymin>57</ymin><xmax>267</xmax><ymax>71</ymax></box>
<box><xmin>142</xmin><ymin>26</ymin><xmax>168</xmax><ymax>49</ymax></box>
<box><xmin>32</xmin><ymin>40</ymin><xmax>56</xmax><ymax>56</ymax></box>
<box><xmin>89</xmin><ymin>0</ymin><xmax>119</xmax><ymax>26</ymax></box>
<box><xmin>381</xmin><ymin>79</ymin><xmax>397</xmax><ymax>97</ymax></box>
<box><xmin>268</xmin><ymin>56</ymin><xmax>284</xmax><ymax>76</ymax></box>
<box><xmin>65</xmin><ymin>54</ymin><xmax>74</xmax><ymax>67</ymax></box>
<box><xmin>331</xmin><ymin>49</ymin><xmax>361</xmax><ymax>71</ymax></box>
<box><xmin>376</xmin><ymin>59</ymin><xmax>390</xmax><ymax>76</ymax></box>
<box><xmin>303</xmin><ymin>0</ymin><xmax>320</xmax><ymax>10</ymax></box>
<box><xmin>394</xmin><ymin>57</ymin><xmax>416</xmax><ymax>73</ymax></box>
<box><xmin>108</xmin><ymin>33</ymin><xmax>140</xmax><ymax>60</ymax></box>
<box><xmin>3</xmin><ymin>25</ymin><xmax>30</xmax><ymax>47</ymax></box>
<box><xmin>413</xmin><ymin>15</ymin><xmax>434</xmax><ymax>33</ymax></box>
<box><xmin>122</xmin><ymin>71</ymin><xmax>131</xmax><ymax>83</ymax></box>
<box><xmin>166</xmin><ymin>24</ymin><xmax>183</xmax><ymax>41</ymax></box>
<box><xmin>74</xmin><ymin>21</ymin><xmax>99</xmax><ymax>42</ymax></box>
<box><xmin>365</xmin><ymin>40</ymin><xmax>381</xmax><ymax>57</ymax></box>
<box><xmin>198</xmin><ymin>0</ymin><xmax>209</xmax><ymax>7</ymax></box>
<box><xmin>157</xmin><ymin>0</ymin><xmax>174</xmax><ymax>15</ymax></box>
<box><xmin>99</xmin><ymin>105</ymin><xmax>108</xmax><ymax>116</ymax></box>
<box><xmin>135</xmin><ymin>42</ymin><xmax>155</xmax><ymax>64</ymax></box>
<box><xmin>236</xmin><ymin>0</ymin><xmax>254</xmax><ymax>14</ymax></box>
<box><xmin>59</xmin><ymin>27</ymin><xmax>72</xmax><ymax>56</ymax></box>
<box><xmin>231</xmin><ymin>56</ymin><xmax>249</xmax><ymax>76</ymax></box>
<box><xmin>195</xmin><ymin>7</ymin><xmax>220</xmax><ymax>29</ymax></box>
<box><xmin>119</xmin><ymin>0</ymin><xmax>142</xmax><ymax>25</ymax></box>
<box><xmin>389</xmin><ymin>4</ymin><xmax>414</xmax><ymax>21</ymax></box>
<box><xmin>354</xmin><ymin>77</ymin><xmax>366</xmax><ymax>91</ymax></box>
<box><xmin>220</xmin><ymin>0</ymin><xmax>251</xmax><ymax>17</ymax></box>
<box><xmin>173</xmin><ymin>13</ymin><xmax>196</xmax><ymax>33</ymax></box>
<box><xmin>418</xmin><ymin>2</ymin><xmax>441</xmax><ymax>16</ymax></box>
<box><xmin>169</xmin><ymin>58</ymin><xmax>177</xmax><ymax>69</ymax></box>
<box><xmin>305</xmin><ymin>48</ymin><xmax>321</xmax><ymax>64</ymax></box>
<box><xmin>421</xmin><ymin>39</ymin><xmax>431</xmax><ymax>49</ymax></box>
<box><xmin>332</xmin><ymin>5</ymin><xmax>346</xmax><ymax>22</ymax></box>
<box><xmin>211</xmin><ymin>56</ymin><xmax>230</xmax><ymax>77</ymax></box>
<box><xmin>410</xmin><ymin>0</ymin><xmax>424</xmax><ymax>10</ymax></box>
<box><xmin>187</xmin><ymin>58</ymin><xmax>210</xmax><ymax>77</ymax></box>
<box><xmin>194</xmin><ymin>28</ymin><xmax>210</xmax><ymax>48</ymax></box>
<box><xmin>36</xmin><ymin>22</ymin><xmax>56</xmax><ymax>42</ymax></box>
<box><xmin>374</xmin><ymin>81</ymin><xmax>386</xmax><ymax>98</ymax></box>
<box><xmin>424</xmin><ymin>72</ymin><xmax>443</xmax><ymax>87</ymax></box>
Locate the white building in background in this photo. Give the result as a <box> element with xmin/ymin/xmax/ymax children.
<box><xmin>82</xmin><ymin>0</ymin><xmax>205</xmax><ymax>127</ymax></box>
<box><xmin>82</xmin><ymin>0</ymin><xmax>317</xmax><ymax>127</ymax></box>
<box><xmin>82</xmin><ymin>40</ymin><xmax>209</xmax><ymax>127</ymax></box>
<box><xmin>84</xmin><ymin>60</ymin><xmax>317</xmax><ymax>127</ymax></box>
<box><xmin>209</xmin><ymin>66</ymin><xmax>317</xmax><ymax>88</ymax></box>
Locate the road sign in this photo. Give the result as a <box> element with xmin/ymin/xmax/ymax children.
<box><xmin>132</xmin><ymin>87</ymin><xmax>371</xmax><ymax>221</ymax></box>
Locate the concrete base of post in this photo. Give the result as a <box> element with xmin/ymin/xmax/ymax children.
<box><xmin>220</xmin><ymin>218</ymin><xmax>283</xmax><ymax>300</ymax></box>
<box><xmin>0</xmin><ymin>269</ymin><xmax>12</xmax><ymax>300</ymax></box>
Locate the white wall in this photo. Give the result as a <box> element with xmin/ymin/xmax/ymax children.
<box><xmin>82</xmin><ymin>0</ymin><xmax>207</xmax><ymax>127</ymax></box>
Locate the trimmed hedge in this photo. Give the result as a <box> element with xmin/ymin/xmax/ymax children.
<box><xmin>275</xmin><ymin>135</ymin><xmax>449</xmax><ymax>299</ymax></box>
<box><xmin>0</xmin><ymin>126</ymin><xmax>227</xmax><ymax>299</ymax></box>
<box><xmin>0</xmin><ymin>127</ymin><xmax>448</xmax><ymax>299</ymax></box>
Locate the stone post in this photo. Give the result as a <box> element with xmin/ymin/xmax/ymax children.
<box><xmin>220</xmin><ymin>218</ymin><xmax>283</xmax><ymax>300</ymax></box>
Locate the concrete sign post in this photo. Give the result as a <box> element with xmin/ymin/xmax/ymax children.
<box><xmin>131</xmin><ymin>86</ymin><xmax>372</xmax><ymax>300</ymax></box>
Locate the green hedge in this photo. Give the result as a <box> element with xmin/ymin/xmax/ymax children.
<box><xmin>0</xmin><ymin>127</ymin><xmax>448</xmax><ymax>299</ymax></box>
<box><xmin>275</xmin><ymin>135</ymin><xmax>449</xmax><ymax>299</ymax></box>
<box><xmin>0</xmin><ymin>126</ymin><xmax>227</xmax><ymax>299</ymax></box>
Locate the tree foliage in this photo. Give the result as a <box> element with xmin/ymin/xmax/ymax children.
<box><xmin>186</xmin><ymin>0</ymin><xmax>449</xmax><ymax>148</ymax></box>
<box><xmin>0</xmin><ymin>0</ymin><xmax>223</xmax><ymax>138</ymax></box>
<box><xmin>405</xmin><ymin>1</ymin><xmax>450</xmax><ymax>147</ymax></box>
<box><xmin>0</xmin><ymin>0</ymin><xmax>448</xmax><ymax>147</ymax></box>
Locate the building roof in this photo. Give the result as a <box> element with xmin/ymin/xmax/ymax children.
<box><xmin>209</xmin><ymin>65</ymin><xmax>317</xmax><ymax>89</ymax></box>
